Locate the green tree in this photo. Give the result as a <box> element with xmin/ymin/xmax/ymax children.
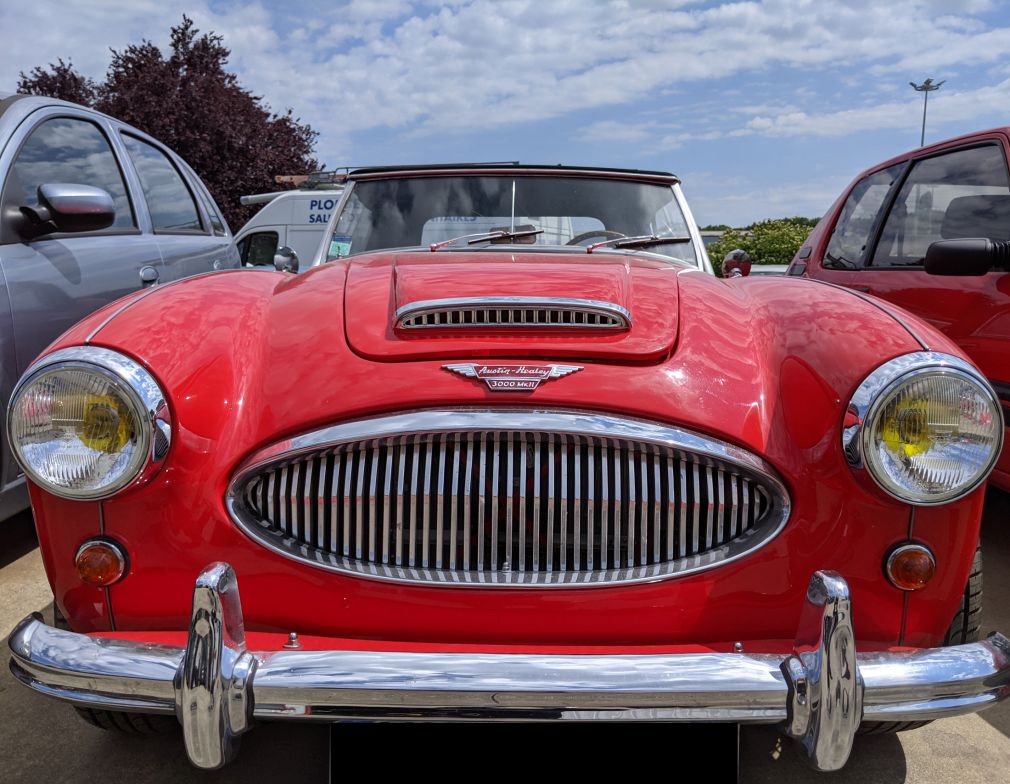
<box><xmin>706</xmin><ymin>218</ymin><xmax>814</xmax><ymax>275</ymax></box>
<box><xmin>17</xmin><ymin>16</ymin><xmax>319</xmax><ymax>230</ymax></box>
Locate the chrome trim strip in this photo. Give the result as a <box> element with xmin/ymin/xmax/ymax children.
<box><xmin>394</xmin><ymin>297</ymin><xmax>632</xmax><ymax>330</ymax></box>
<box><xmin>843</xmin><ymin>352</ymin><xmax>1005</xmax><ymax>506</ymax></box>
<box><xmin>7</xmin><ymin>346</ymin><xmax>172</xmax><ymax>501</ymax></box>
<box><xmin>8</xmin><ymin>567</ymin><xmax>1010</xmax><ymax>771</ymax></box>
<box><xmin>225</xmin><ymin>409</ymin><xmax>791</xmax><ymax>589</ymax></box>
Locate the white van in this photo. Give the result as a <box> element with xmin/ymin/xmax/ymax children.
<box><xmin>235</xmin><ymin>188</ymin><xmax>344</xmax><ymax>271</ymax></box>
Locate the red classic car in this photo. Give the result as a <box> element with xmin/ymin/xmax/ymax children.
<box><xmin>6</xmin><ymin>164</ymin><xmax>1009</xmax><ymax>772</ymax></box>
<box><xmin>790</xmin><ymin>128</ymin><xmax>1010</xmax><ymax>492</ymax></box>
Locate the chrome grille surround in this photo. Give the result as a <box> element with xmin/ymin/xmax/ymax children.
<box><xmin>394</xmin><ymin>297</ymin><xmax>631</xmax><ymax>330</ymax></box>
<box><xmin>226</xmin><ymin>409</ymin><xmax>790</xmax><ymax>588</ymax></box>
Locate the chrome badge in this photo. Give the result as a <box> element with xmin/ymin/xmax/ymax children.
<box><xmin>444</xmin><ymin>363</ymin><xmax>583</xmax><ymax>391</ymax></box>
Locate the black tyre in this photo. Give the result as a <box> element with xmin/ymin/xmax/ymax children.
<box><xmin>858</xmin><ymin>544</ymin><xmax>982</xmax><ymax>735</ymax></box>
<box><xmin>51</xmin><ymin>600</ymin><xmax>179</xmax><ymax>735</ymax></box>
<box><xmin>74</xmin><ymin>707</ymin><xmax>179</xmax><ymax>735</ymax></box>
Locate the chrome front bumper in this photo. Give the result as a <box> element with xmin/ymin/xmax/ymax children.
<box><xmin>8</xmin><ymin>564</ymin><xmax>1010</xmax><ymax>772</ymax></box>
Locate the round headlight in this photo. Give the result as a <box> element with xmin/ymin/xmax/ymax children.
<box><xmin>7</xmin><ymin>347</ymin><xmax>170</xmax><ymax>500</ymax></box>
<box><xmin>845</xmin><ymin>353</ymin><xmax>1003</xmax><ymax>505</ymax></box>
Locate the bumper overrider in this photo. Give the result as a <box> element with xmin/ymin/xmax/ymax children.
<box><xmin>8</xmin><ymin>564</ymin><xmax>1010</xmax><ymax>772</ymax></box>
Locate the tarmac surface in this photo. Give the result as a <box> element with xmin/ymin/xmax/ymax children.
<box><xmin>1</xmin><ymin>489</ymin><xmax>1008</xmax><ymax>782</ymax></box>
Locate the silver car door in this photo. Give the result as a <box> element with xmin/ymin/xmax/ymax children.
<box><xmin>0</xmin><ymin>111</ymin><xmax>165</xmax><ymax>374</ymax></box>
<box><xmin>118</xmin><ymin>132</ymin><xmax>236</xmax><ymax>281</ymax></box>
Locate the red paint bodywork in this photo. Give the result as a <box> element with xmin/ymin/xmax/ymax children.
<box><xmin>29</xmin><ymin>232</ymin><xmax>984</xmax><ymax>657</ymax></box>
<box><xmin>797</xmin><ymin>127</ymin><xmax>1010</xmax><ymax>492</ymax></box>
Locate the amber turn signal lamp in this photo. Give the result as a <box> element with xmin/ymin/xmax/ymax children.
<box><xmin>75</xmin><ymin>539</ymin><xmax>127</xmax><ymax>587</ymax></box>
<box><xmin>886</xmin><ymin>543</ymin><xmax>936</xmax><ymax>591</ymax></box>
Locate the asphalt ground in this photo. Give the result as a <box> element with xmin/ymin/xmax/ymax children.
<box><xmin>1</xmin><ymin>490</ymin><xmax>1008</xmax><ymax>783</ymax></box>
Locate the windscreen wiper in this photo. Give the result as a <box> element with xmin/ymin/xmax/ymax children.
<box><xmin>586</xmin><ymin>234</ymin><xmax>692</xmax><ymax>253</ymax></box>
<box><xmin>429</xmin><ymin>228</ymin><xmax>544</xmax><ymax>251</ymax></box>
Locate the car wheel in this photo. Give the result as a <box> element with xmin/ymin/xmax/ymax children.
<box><xmin>858</xmin><ymin>543</ymin><xmax>982</xmax><ymax>735</ymax></box>
<box><xmin>51</xmin><ymin>600</ymin><xmax>179</xmax><ymax>735</ymax></box>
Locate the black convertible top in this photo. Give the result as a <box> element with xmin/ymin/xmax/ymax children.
<box><xmin>347</xmin><ymin>162</ymin><xmax>678</xmax><ymax>184</ymax></box>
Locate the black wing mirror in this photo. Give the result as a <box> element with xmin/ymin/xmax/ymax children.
<box><xmin>273</xmin><ymin>246</ymin><xmax>299</xmax><ymax>273</ymax></box>
<box><xmin>16</xmin><ymin>183</ymin><xmax>116</xmax><ymax>240</ymax></box>
<box><xmin>925</xmin><ymin>238</ymin><xmax>1009</xmax><ymax>276</ymax></box>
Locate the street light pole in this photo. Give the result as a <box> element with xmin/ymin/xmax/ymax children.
<box><xmin>910</xmin><ymin>78</ymin><xmax>945</xmax><ymax>147</ymax></box>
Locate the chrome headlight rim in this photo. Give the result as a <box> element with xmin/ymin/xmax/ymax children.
<box><xmin>843</xmin><ymin>351</ymin><xmax>1004</xmax><ymax>506</ymax></box>
<box><xmin>7</xmin><ymin>346</ymin><xmax>171</xmax><ymax>501</ymax></box>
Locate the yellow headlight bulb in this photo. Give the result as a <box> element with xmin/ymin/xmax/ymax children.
<box><xmin>881</xmin><ymin>398</ymin><xmax>933</xmax><ymax>458</ymax></box>
<box><xmin>81</xmin><ymin>394</ymin><xmax>133</xmax><ymax>453</ymax></box>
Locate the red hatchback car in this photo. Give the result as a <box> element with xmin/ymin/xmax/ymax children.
<box><xmin>793</xmin><ymin>128</ymin><xmax>1010</xmax><ymax>492</ymax></box>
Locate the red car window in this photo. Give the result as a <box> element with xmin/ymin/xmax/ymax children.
<box><xmin>872</xmin><ymin>144</ymin><xmax>1010</xmax><ymax>268</ymax></box>
<box><xmin>824</xmin><ymin>163</ymin><xmax>904</xmax><ymax>269</ymax></box>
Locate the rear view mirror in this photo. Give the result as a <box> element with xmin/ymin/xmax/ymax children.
<box><xmin>925</xmin><ymin>238</ymin><xmax>1007</xmax><ymax>276</ymax></box>
<box><xmin>273</xmin><ymin>246</ymin><xmax>299</xmax><ymax>273</ymax></box>
<box><xmin>17</xmin><ymin>183</ymin><xmax>116</xmax><ymax>240</ymax></box>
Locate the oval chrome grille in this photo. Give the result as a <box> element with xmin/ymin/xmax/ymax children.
<box><xmin>395</xmin><ymin>297</ymin><xmax>630</xmax><ymax>330</ymax></box>
<box><xmin>227</xmin><ymin>410</ymin><xmax>789</xmax><ymax>587</ymax></box>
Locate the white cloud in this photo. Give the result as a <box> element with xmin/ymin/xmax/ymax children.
<box><xmin>2</xmin><ymin>0</ymin><xmax>1009</xmax><ymax>163</ymax></box>
<box><xmin>739</xmin><ymin>78</ymin><xmax>1010</xmax><ymax>138</ymax></box>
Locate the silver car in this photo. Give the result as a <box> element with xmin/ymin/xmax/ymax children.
<box><xmin>0</xmin><ymin>94</ymin><xmax>240</xmax><ymax>519</ymax></box>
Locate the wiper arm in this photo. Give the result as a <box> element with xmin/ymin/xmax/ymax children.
<box><xmin>429</xmin><ymin>228</ymin><xmax>544</xmax><ymax>252</ymax></box>
<box><xmin>586</xmin><ymin>234</ymin><xmax>692</xmax><ymax>253</ymax></box>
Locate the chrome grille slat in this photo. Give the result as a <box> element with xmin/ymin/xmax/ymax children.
<box><xmin>477</xmin><ymin>433</ymin><xmax>486</xmax><ymax>573</ymax></box>
<box><xmin>354</xmin><ymin>450</ymin><xmax>365</xmax><ymax>560</ymax></box>
<box><xmin>532</xmin><ymin>434</ymin><xmax>541</xmax><ymax>572</ymax></box>
<box><xmin>599</xmin><ymin>442</ymin><xmax>608</xmax><ymax>571</ymax></box>
<box><xmin>436</xmin><ymin>433</ymin><xmax>447</xmax><ymax>569</ymax></box>
<box><xmin>233</xmin><ymin>413</ymin><xmax>788</xmax><ymax>588</ymax></box>
<box><xmin>559</xmin><ymin>435</ymin><xmax>568</xmax><ymax>572</ymax></box>
<box><xmin>341</xmin><ymin>452</ymin><xmax>351</xmax><ymax>557</ymax></box>
<box><xmin>382</xmin><ymin>446</ymin><xmax>393</xmax><ymax>564</ymax></box>
<box><xmin>409</xmin><ymin>436</ymin><xmax>421</xmax><ymax>567</ymax></box>
<box><xmin>626</xmin><ymin>449</ymin><xmax>636</xmax><ymax>568</ymax></box>
<box><xmin>519</xmin><ymin>436</ymin><xmax>528</xmax><ymax>573</ymax></box>
<box><xmin>422</xmin><ymin>439</ymin><xmax>433</xmax><ymax>568</ymax></box>
<box><xmin>394</xmin><ymin>439</ymin><xmax>406</xmax><ymax>567</ymax></box>
<box><xmin>704</xmin><ymin>465</ymin><xmax>715</xmax><ymax>551</ymax></box>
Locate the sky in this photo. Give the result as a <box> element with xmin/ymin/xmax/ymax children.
<box><xmin>2</xmin><ymin>0</ymin><xmax>1010</xmax><ymax>227</ymax></box>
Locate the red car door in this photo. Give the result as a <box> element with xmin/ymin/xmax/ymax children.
<box><xmin>801</xmin><ymin>131</ymin><xmax>1010</xmax><ymax>490</ymax></box>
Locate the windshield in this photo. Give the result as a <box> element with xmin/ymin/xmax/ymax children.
<box><xmin>326</xmin><ymin>175</ymin><xmax>697</xmax><ymax>264</ymax></box>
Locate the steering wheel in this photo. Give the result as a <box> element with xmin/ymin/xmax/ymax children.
<box><xmin>565</xmin><ymin>230</ymin><xmax>626</xmax><ymax>246</ymax></box>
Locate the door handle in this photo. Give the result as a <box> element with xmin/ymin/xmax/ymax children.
<box><xmin>847</xmin><ymin>285</ymin><xmax>871</xmax><ymax>293</ymax></box>
<box><xmin>139</xmin><ymin>266</ymin><xmax>160</xmax><ymax>286</ymax></box>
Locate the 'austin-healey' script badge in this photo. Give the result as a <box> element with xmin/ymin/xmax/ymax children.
<box><xmin>443</xmin><ymin>363</ymin><xmax>583</xmax><ymax>391</ymax></box>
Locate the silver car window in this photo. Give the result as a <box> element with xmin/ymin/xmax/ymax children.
<box><xmin>121</xmin><ymin>134</ymin><xmax>203</xmax><ymax>233</ymax></box>
<box><xmin>8</xmin><ymin>117</ymin><xmax>135</xmax><ymax>229</ymax></box>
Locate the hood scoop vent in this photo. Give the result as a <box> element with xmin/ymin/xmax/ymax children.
<box><xmin>395</xmin><ymin>297</ymin><xmax>631</xmax><ymax>331</ymax></box>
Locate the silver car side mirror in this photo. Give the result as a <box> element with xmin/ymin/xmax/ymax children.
<box><xmin>273</xmin><ymin>246</ymin><xmax>299</xmax><ymax>273</ymax></box>
<box><xmin>17</xmin><ymin>183</ymin><xmax>116</xmax><ymax>240</ymax></box>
